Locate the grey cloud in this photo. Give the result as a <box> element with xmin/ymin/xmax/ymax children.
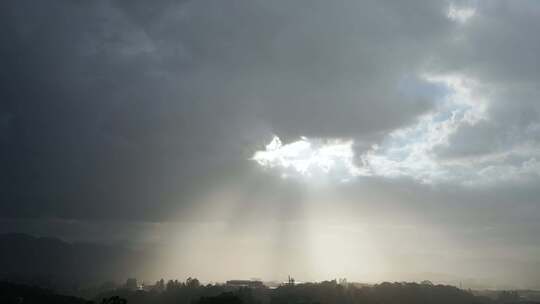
<box><xmin>434</xmin><ymin>1</ymin><xmax>540</xmax><ymax>85</ymax></box>
<box><xmin>0</xmin><ymin>0</ymin><xmax>457</xmax><ymax>220</ymax></box>
<box><xmin>430</xmin><ymin>2</ymin><xmax>540</xmax><ymax>160</ymax></box>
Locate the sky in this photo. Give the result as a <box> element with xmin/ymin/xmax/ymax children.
<box><xmin>1</xmin><ymin>0</ymin><xmax>540</xmax><ymax>289</ymax></box>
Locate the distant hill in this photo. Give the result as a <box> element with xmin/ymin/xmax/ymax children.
<box><xmin>0</xmin><ymin>233</ymin><xmax>145</xmax><ymax>292</ymax></box>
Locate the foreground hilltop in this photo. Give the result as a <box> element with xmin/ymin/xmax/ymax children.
<box><xmin>3</xmin><ymin>278</ymin><xmax>539</xmax><ymax>304</ymax></box>
<box><xmin>96</xmin><ymin>279</ymin><xmax>499</xmax><ymax>304</ymax></box>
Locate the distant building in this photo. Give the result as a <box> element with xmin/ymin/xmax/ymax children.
<box><xmin>226</xmin><ymin>280</ymin><xmax>264</xmax><ymax>288</ymax></box>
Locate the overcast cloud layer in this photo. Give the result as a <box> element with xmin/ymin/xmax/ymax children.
<box><xmin>1</xmin><ymin>0</ymin><xmax>540</xmax><ymax>288</ymax></box>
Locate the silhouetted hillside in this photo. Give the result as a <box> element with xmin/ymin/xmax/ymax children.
<box><xmin>2</xmin><ymin>277</ymin><xmax>535</xmax><ymax>304</ymax></box>
<box><xmin>0</xmin><ymin>281</ymin><xmax>91</xmax><ymax>304</ymax></box>
<box><xmin>0</xmin><ymin>233</ymin><xmax>145</xmax><ymax>292</ymax></box>
<box><xmin>270</xmin><ymin>281</ymin><xmax>494</xmax><ymax>304</ymax></box>
<box><xmin>94</xmin><ymin>279</ymin><xmax>499</xmax><ymax>304</ymax></box>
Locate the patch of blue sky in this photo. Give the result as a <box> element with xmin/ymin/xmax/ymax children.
<box><xmin>397</xmin><ymin>74</ymin><xmax>451</xmax><ymax>103</ymax></box>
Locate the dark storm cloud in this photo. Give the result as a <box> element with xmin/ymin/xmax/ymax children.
<box><xmin>0</xmin><ymin>0</ymin><xmax>453</xmax><ymax>220</ymax></box>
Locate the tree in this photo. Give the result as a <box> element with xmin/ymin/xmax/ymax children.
<box><xmin>186</xmin><ymin>277</ymin><xmax>201</xmax><ymax>288</ymax></box>
<box><xmin>101</xmin><ymin>296</ymin><xmax>127</xmax><ymax>304</ymax></box>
